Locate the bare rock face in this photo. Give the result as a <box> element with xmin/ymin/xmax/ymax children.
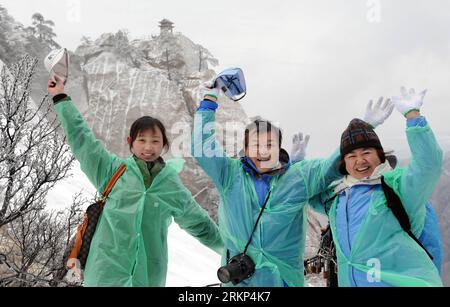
<box><xmin>77</xmin><ymin>50</ymin><xmax>193</xmax><ymax>157</ymax></box>
<box><xmin>73</xmin><ymin>30</ymin><xmax>249</xmax><ymax>222</ymax></box>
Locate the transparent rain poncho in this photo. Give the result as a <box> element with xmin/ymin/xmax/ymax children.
<box><xmin>192</xmin><ymin>110</ymin><xmax>341</xmax><ymax>286</ymax></box>
<box><xmin>55</xmin><ymin>98</ymin><xmax>223</xmax><ymax>286</ymax></box>
<box><xmin>311</xmin><ymin>124</ymin><xmax>443</xmax><ymax>287</ymax></box>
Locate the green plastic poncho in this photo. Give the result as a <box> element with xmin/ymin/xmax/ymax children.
<box><xmin>192</xmin><ymin>110</ymin><xmax>341</xmax><ymax>286</ymax></box>
<box><xmin>311</xmin><ymin>123</ymin><xmax>443</xmax><ymax>287</ymax></box>
<box><xmin>55</xmin><ymin>98</ymin><xmax>223</xmax><ymax>287</ymax></box>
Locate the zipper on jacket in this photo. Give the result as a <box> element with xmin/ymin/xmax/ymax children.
<box><xmin>344</xmin><ymin>189</ymin><xmax>357</xmax><ymax>286</ymax></box>
<box><xmin>345</xmin><ymin>190</ymin><xmax>351</xmax><ymax>251</ymax></box>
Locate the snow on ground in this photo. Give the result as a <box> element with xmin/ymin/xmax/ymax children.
<box><xmin>306</xmin><ymin>274</ymin><xmax>327</xmax><ymax>287</ymax></box>
<box><xmin>166</xmin><ymin>223</ymin><xmax>221</xmax><ymax>287</ymax></box>
<box><xmin>46</xmin><ymin>161</ymin><xmax>97</xmax><ymax>211</ymax></box>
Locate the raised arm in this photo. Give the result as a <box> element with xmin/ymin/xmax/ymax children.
<box><xmin>291</xmin><ymin>149</ymin><xmax>341</xmax><ymax>199</ymax></box>
<box><xmin>48</xmin><ymin>78</ymin><xmax>121</xmax><ymax>190</ymax></box>
<box><xmin>385</xmin><ymin>87</ymin><xmax>443</xmax><ymax>227</ymax></box>
<box><xmin>191</xmin><ymin>84</ymin><xmax>234</xmax><ymax>191</ymax></box>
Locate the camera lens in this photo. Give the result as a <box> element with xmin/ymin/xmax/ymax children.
<box><xmin>217</xmin><ymin>266</ymin><xmax>231</xmax><ymax>283</ymax></box>
<box><xmin>217</xmin><ymin>253</ymin><xmax>255</xmax><ymax>285</ymax></box>
<box><xmin>217</xmin><ymin>259</ymin><xmax>242</xmax><ymax>283</ymax></box>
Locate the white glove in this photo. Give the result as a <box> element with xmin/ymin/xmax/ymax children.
<box><xmin>391</xmin><ymin>87</ymin><xmax>426</xmax><ymax>117</ymax></box>
<box><xmin>363</xmin><ymin>97</ymin><xmax>394</xmax><ymax>128</ymax></box>
<box><xmin>291</xmin><ymin>132</ymin><xmax>310</xmax><ymax>163</ymax></box>
<box><xmin>201</xmin><ymin>80</ymin><xmax>220</xmax><ymax>102</ymax></box>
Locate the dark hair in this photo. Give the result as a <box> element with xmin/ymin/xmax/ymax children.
<box><xmin>244</xmin><ymin>119</ymin><xmax>282</xmax><ymax>149</ymax></box>
<box><xmin>338</xmin><ymin>148</ymin><xmax>386</xmax><ymax>175</ymax></box>
<box><xmin>385</xmin><ymin>154</ymin><xmax>397</xmax><ymax>168</ymax></box>
<box><xmin>129</xmin><ymin>116</ymin><xmax>169</xmax><ymax>152</ymax></box>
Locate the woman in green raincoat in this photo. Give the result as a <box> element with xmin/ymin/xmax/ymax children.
<box><xmin>48</xmin><ymin>78</ymin><xmax>223</xmax><ymax>287</ymax></box>
<box><xmin>310</xmin><ymin>88</ymin><xmax>443</xmax><ymax>287</ymax></box>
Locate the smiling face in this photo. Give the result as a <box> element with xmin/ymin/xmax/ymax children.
<box><xmin>128</xmin><ymin>128</ymin><xmax>164</xmax><ymax>162</ymax></box>
<box><xmin>245</xmin><ymin>129</ymin><xmax>280</xmax><ymax>173</ymax></box>
<box><xmin>344</xmin><ymin>147</ymin><xmax>382</xmax><ymax>179</ymax></box>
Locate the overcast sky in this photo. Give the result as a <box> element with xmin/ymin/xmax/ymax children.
<box><xmin>3</xmin><ymin>0</ymin><xmax>450</xmax><ymax>158</ymax></box>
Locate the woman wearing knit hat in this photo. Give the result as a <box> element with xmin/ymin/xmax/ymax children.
<box><xmin>310</xmin><ymin>87</ymin><xmax>443</xmax><ymax>287</ymax></box>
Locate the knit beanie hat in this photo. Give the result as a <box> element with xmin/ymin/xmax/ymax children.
<box><xmin>340</xmin><ymin>118</ymin><xmax>383</xmax><ymax>157</ymax></box>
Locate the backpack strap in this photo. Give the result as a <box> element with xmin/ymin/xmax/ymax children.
<box><xmin>323</xmin><ymin>194</ymin><xmax>338</xmax><ymax>216</ymax></box>
<box><xmin>380</xmin><ymin>176</ymin><xmax>433</xmax><ymax>260</ymax></box>
<box><xmin>102</xmin><ymin>163</ymin><xmax>127</xmax><ymax>200</ymax></box>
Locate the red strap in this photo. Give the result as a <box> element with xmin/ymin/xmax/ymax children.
<box><xmin>102</xmin><ymin>164</ymin><xmax>127</xmax><ymax>199</ymax></box>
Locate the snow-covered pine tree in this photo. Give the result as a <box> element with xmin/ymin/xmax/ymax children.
<box><xmin>0</xmin><ymin>55</ymin><xmax>73</xmax><ymax>228</ymax></box>
<box><xmin>0</xmin><ymin>55</ymin><xmax>89</xmax><ymax>286</ymax></box>
<box><xmin>0</xmin><ymin>194</ymin><xmax>85</xmax><ymax>287</ymax></box>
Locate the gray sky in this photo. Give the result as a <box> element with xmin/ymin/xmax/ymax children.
<box><xmin>3</xmin><ymin>0</ymin><xmax>450</xmax><ymax>158</ymax></box>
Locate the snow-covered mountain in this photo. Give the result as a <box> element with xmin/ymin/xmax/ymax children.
<box><xmin>66</xmin><ymin>24</ymin><xmax>251</xmax><ymax>223</ymax></box>
<box><xmin>0</xmin><ymin>9</ymin><xmax>247</xmax><ymax>222</ymax></box>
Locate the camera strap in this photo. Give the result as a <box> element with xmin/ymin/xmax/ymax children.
<box><xmin>243</xmin><ymin>191</ymin><xmax>272</xmax><ymax>254</ymax></box>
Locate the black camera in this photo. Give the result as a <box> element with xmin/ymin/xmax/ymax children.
<box><xmin>217</xmin><ymin>253</ymin><xmax>255</xmax><ymax>285</ymax></box>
